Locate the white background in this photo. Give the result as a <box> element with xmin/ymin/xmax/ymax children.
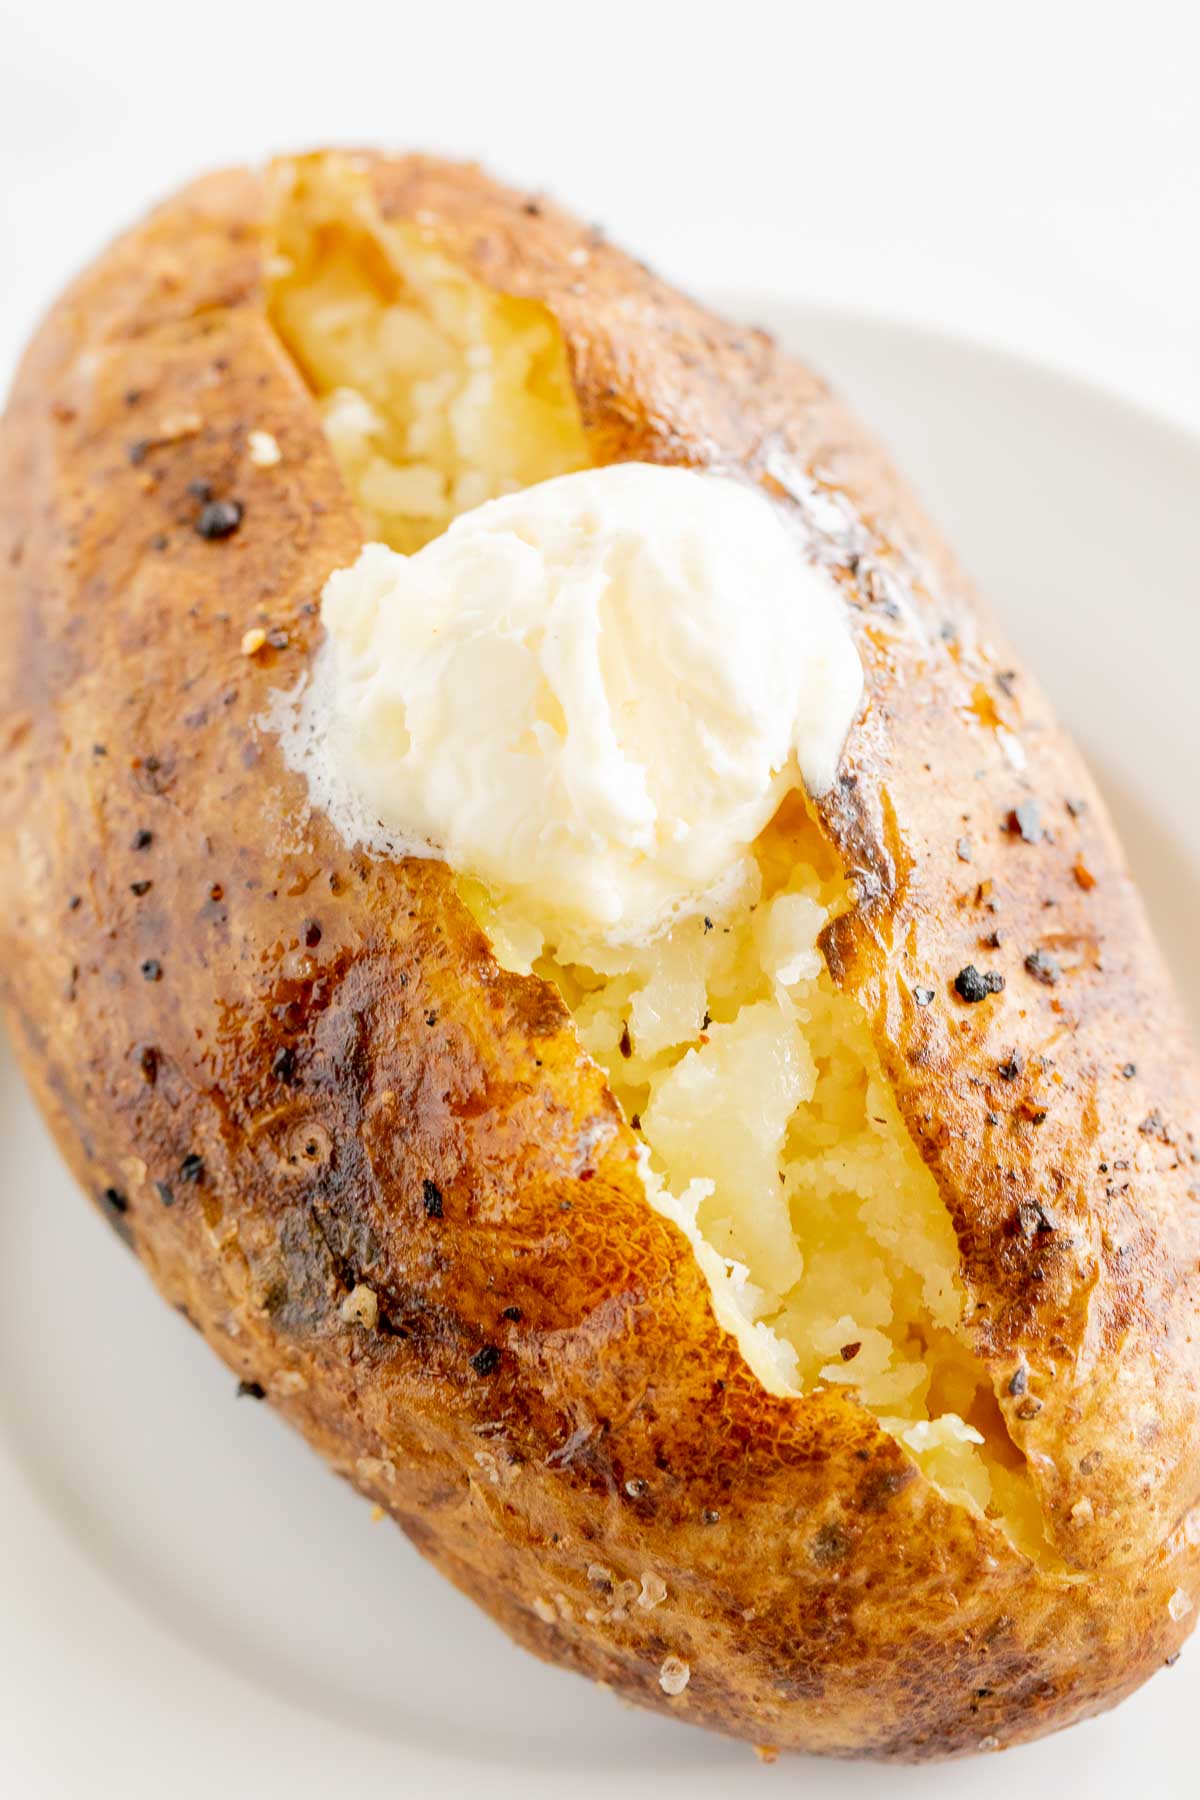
<box><xmin>1</xmin><ymin>0</ymin><xmax>1198</xmax><ymax>429</ymax></box>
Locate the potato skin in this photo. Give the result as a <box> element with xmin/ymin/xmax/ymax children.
<box><xmin>1</xmin><ymin>152</ymin><xmax>1199</xmax><ymax>1760</ymax></box>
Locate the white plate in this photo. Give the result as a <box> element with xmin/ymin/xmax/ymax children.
<box><xmin>2</xmin><ymin>304</ymin><xmax>1198</xmax><ymax>1800</ymax></box>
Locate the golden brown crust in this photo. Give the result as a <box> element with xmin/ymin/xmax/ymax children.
<box><xmin>1</xmin><ymin>150</ymin><xmax>1198</xmax><ymax>1759</ymax></box>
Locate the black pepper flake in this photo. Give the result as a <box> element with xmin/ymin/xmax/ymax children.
<box><xmin>1017</xmin><ymin>1197</ymin><xmax>1058</xmax><ymax>1237</ymax></box>
<box><xmin>271</xmin><ymin>1045</ymin><xmax>296</xmax><ymax>1083</ymax></box>
<box><xmin>127</xmin><ymin>438</ymin><xmax>152</xmax><ymax>465</ymax></box>
<box><xmin>266</xmin><ymin>628</ymin><xmax>290</xmax><ymax>650</ymax></box>
<box><xmin>1122</xmin><ymin>1062</ymin><xmax>1137</xmax><ymax>1079</ymax></box>
<box><xmin>701</xmin><ymin>1010</ymin><xmax>712</xmax><ymax>1031</ymax></box>
<box><xmin>424</xmin><ymin>1010</ymin><xmax>437</xmax><ymax>1027</ymax></box>
<box><xmin>618</xmin><ymin>1021</ymin><xmax>632</xmax><ymax>1059</ymax></box>
<box><xmin>67</xmin><ymin>894</ymin><xmax>81</xmax><ymax>911</ymax></box>
<box><xmin>703</xmin><ymin>916</ymin><xmax>713</xmax><ymax>933</ymax></box>
<box><xmin>1025</xmin><ymin>948</ymin><xmax>1061</xmax><ymax>987</ymax></box>
<box><xmin>996</xmin><ymin>669</ymin><xmax>1018</xmax><ymax>697</ymax></box>
<box><xmin>470</xmin><ymin>1343</ymin><xmax>501</xmax><ymax>1377</ymax></box>
<box><xmin>140</xmin><ymin>958</ymin><xmax>162</xmax><ymax>981</ymax></box>
<box><xmin>92</xmin><ymin>743</ymin><xmax>108</xmax><ymax>757</ymax></box>
<box><xmin>179</xmin><ymin>1153</ymin><xmax>204</xmax><ymax>1184</ymax></box>
<box><xmin>187</xmin><ymin>480</ymin><xmax>214</xmax><ymax>502</ymax></box>
<box><xmin>155</xmin><ymin>1181</ymin><xmax>175</xmax><ymax>1207</ymax></box>
<box><xmin>913</xmin><ymin>986</ymin><xmax>935</xmax><ymax>1007</ymax></box>
<box><xmin>236</xmin><ymin>1379</ymin><xmax>266</xmax><ymax>1400</ymax></box>
<box><xmin>982</xmin><ymin>928</ymin><xmax>1003</xmax><ymax>949</ymax></box>
<box><xmin>701</xmin><ymin>1508</ymin><xmax>721</xmax><ymax>1525</ymax></box>
<box><xmin>839</xmin><ymin>1341</ymin><xmax>862</xmax><ymax>1362</ymax></box>
<box><xmin>955</xmin><ymin>965</ymin><xmax>1005</xmax><ymax>1003</ymax></box>
<box><xmin>1008</xmin><ymin>1366</ymin><xmax>1028</xmax><ymax>1396</ymax></box>
<box><xmin>998</xmin><ymin>1051</ymin><xmax>1024</xmax><ymax>1081</ymax></box>
<box><xmin>1007</xmin><ymin>800</ymin><xmax>1043</xmax><ymax>843</ymax></box>
<box><xmin>132</xmin><ymin>827</ymin><xmax>153</xmax><ymax>851</ymax></box>
<box><xmin>501</xmin><ymin>1305</ymin><xmax>522</xmax><ymax>1322</ymax></box>
<box><xmin>304</xmin><ymin>919</ymin><xmax>322</xmax><ymax>948</ymax></box>
<box><xmin>137</xmin><ymin>1044</ymin><xmax>159</xmax><ymax>1084</ymax></box>
<box><xmin>150</xmin><ymin>533</ymin><xmax>169</xmax><ymax>552</ymax></box>
<box><xmin>130</xmin><ymin>879</ymin><xmax>153</xmax><ymax>897</ymax></box>
<box><xmin>1139</xmin><ymin>1112</ymin><xmax>1164</xmax><ymax>1137</ymax></box>
<box><xmin>422</xmin><ymin>1178</ymin><xmax>444</xmax><ymax>1218</ymax></box>
<box><xmin>102</xmin><ymin>1185</ymin><xmax>128</xmax><ymax>1215</ymax></box>
<box><xmin>195</xmin><ymin>499</ymin><xmax>243</xmax><ymax>540</ymax></box>
<box><xmin>629</xmin><ymin>1112</ymin><xmax>642</xmax><ymax>1131</ymax></box>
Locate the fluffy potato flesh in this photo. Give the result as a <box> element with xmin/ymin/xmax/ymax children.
<box><xmin>267</xmin><ymin>162</ymin><xmax>1049</xmax><ymax>1562</ymax></box>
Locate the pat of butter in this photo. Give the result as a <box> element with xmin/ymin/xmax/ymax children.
<box><xmin>289</xmin><ymin>463</ymin><xmax>862</xmax><ymax>943</ymax></box>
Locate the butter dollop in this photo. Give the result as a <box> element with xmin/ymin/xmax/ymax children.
<box><xmin>287</xmin><ymin>463</ymin><xmax>862</xmax><ymax>942</ymax></box>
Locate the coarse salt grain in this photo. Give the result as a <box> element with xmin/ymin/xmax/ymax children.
<box><xmin>637</xmin><ymin>1572</ymin><xmax>667</xmax><ymax>1610</ymax></box>
<box><xmin>248</xmin><ymin>429</ymin><xmax>282</xmax><ymax>467</ymax></box>
<box><xmin>340</xmin><ymin>1283</ymin><xmax>379</xmax><ymax>1328</ymax></box>
<box><xmin>1168</xmin><ymin>1588</ymin><xmax>1193</xmax><ymax>1622</ymax></box>
<box><xmin>532</xmin><ymin>1597</ymin><xmax>557</xmax><ymax>1625</ymax></box>
<box><xmin>659</xmin><ymin>1655</ymin><xmax>690</xmax><ymax>1696</ymax></box>
<box><xmin>1070</xmin><ymin>1497</ymin><xmax>1094</xmax><ymax>1524</ymax></box>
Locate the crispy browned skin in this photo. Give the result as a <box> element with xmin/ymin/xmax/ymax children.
<box><xmin>1</xmin><ymin>153</ymin><xmax>1198</xmax><ymax>1760</ymax></box>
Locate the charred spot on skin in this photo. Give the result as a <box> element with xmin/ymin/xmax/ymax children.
<box><xmin>470</xmin><ymin>1343</ymin><xmax>501</xmax><ymax>1377</ymax></box>
<box><xmin>99</xmin><ymin>1186</ymin><xmax>136</xmax><ymax>1250</ymax></box>
<box><xmin>422</xmin><ymin>1178</ymin><xmax>444</xmax><ymax>1218</ymax></box>
<box><xmin>954</xmin><ymin>965</ymin><xmax>1004</xmax><ymax>1003</ymax></box>
<box><xmin>859</xmin><ymin>1463</ymin><xmax>917</xmax><ymax>1512</ymax></box>
<box><xmin>809</xmin><ymin>1523</ymin><xmax>850</xmax><ymax>1567</ymax></box>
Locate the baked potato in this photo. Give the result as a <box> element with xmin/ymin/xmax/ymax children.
<box><xmin>1</xmin><ymin>149</ymin><xmax>1198</xmax><ymax>1761</ymax></box>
